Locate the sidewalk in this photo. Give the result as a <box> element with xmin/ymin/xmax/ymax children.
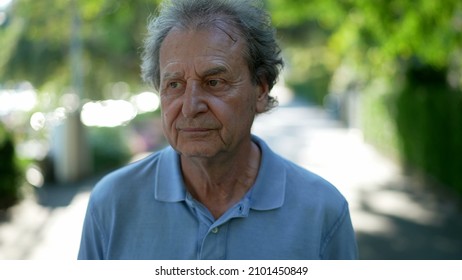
<box><xmin>1</xmin><ymin>99</ymin><xmax>462</xmax><ymax>259</ymax></box>
<box><xmin>0</xmin><ymin>177</ymin><xmax>96</xmax><ymax>260</ymax></box>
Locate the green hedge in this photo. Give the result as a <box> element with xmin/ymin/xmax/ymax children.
<box><xmin>361</xmin><ymin>79</ymin><xmax>401</xmax><ymax>160</ymax></box>
<box><xmin>361</xmin><ymin>67</ymin><xmax>462</xmax><ymax>195</ymax></box>
<box><xmin>395</xmin><ymin>77</ymin><xmax>462</xmax><ymax>193</ymax></box>
<box><xmin>87</xmin><ymin>126</ymin><xmax>132</xmax><ymax>174</ymax></box>
<box><xmin>0</xmin><ymin>124</ymin><xmax>23</xmax><ymax>210</ymax></box>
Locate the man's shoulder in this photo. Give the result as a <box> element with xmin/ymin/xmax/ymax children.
<box><xmin>255</xmin><ymin>135</ymin><xmax>347</xmax><ymax>204</ymax></box>
<box><xmin>266</xmin><ymin>151</ymin><xmax>348</xmax><ymax>213</ymax></box>
<box><xmin>101</xmin><ymin>150</ymin><xmax>162</xmax><ymax>182</ymax></box>
<box><xmin>284</xmin><ymin>157</ymin><xmax>341</xmax><ymax>191</ymax></box>
<box><xmin>277</xmin><ymin>158</ymin><xmax>350</xmax><ymax>225</ymax></box>
<box><xmin>89</xmin><ymin>147</ymin><xmax>170</xmax><ymax>203</ymax></box>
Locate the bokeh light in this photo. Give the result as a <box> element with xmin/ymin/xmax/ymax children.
<box><xmin>80</xmin><ymin>99</ymin><xmax>137</xmax><ymax>127</ymax></box>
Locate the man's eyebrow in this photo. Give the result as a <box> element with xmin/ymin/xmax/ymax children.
<box><xmin>201</xmin><ymin>66</ymin><xmax>228</xmax><ymax>77</ymax></box>
<box><xmin>161</xmin><ymin>72</ymin><xmax>183</xmax><ymax>81</ymax></box>
<box><xmin>161</xmin><ymin>67</ymin><xmax>228</xmax><ymax>81</ymax></box>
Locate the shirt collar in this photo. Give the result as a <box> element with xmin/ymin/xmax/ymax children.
<box><xmin>248</xmin><ymin>135</ymin><xmax>286</xmax><ymax>210</ymax></box>
<box><xmin>154</xmin><ymin>135</ymin><xmax>286</xmax><ymax>211</ymax></box>
<box><xmin>154</xmin><ymin>146</ymin><xmax>186</xmax><ymax>202</ymax></box>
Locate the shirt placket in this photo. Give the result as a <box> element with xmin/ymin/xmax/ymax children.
<box><xmin>185</xmin><ymin>193</ymin><xmax>250</xmax><ymax>260</ymax></box>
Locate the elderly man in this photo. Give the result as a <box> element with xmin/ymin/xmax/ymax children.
<box><xmin>78</xmin><ymin>0</ymin><xmax>358</xmax><ymax>260</ymax></box>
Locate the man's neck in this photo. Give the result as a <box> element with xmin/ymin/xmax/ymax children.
<box><xmin>180</xmin><ymin>141</ymin><xmax>261</xmax><ymax>219</ymax></box>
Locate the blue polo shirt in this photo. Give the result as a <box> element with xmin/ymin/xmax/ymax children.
<box><xmin>78</xmin><ymin>136</ymin><xmax>358</xmax><ymax>259</ymax></box>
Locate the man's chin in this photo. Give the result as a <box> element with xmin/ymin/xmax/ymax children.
<box><xmin>175</xmin><ymin>146</ymin><xmax>219</xmax><ymax>159</ymax></box>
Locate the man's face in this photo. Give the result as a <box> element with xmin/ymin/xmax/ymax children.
<box><xmin>158</xmin><ymin>26</ymin><xmax>268</xmax><ymax>159</ymax></box>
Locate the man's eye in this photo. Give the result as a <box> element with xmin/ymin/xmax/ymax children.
<box><xmin>169</xmin><ymin>81</ymin><xmax>180</xmax><ymax>88</ymax></box>
<box><xmin>207</xmin><ymin>79</ymin><xmax>222</xmax><ymax>87</ymax></box>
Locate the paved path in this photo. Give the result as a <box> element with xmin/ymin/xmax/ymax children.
<box><xmin>1</xmin><ymin>98</ymin><xmax>462</xmax><ymax>259</ymax></box>
<box><xmin>0</xmin><ymin>178</ymin><xmax>95</xmax><ymax>260</ymax></box>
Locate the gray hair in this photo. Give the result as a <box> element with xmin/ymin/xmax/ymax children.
<box><xmin>141</xmin><ymin>0</ymin><xmax>284</xmax><ymax>111</ymax></box>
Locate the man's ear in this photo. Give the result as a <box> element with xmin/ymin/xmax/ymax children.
<box><xmin>255</xmin><ymin>79</ymin><xmax>270</xmax><ymax>113</ymax></box>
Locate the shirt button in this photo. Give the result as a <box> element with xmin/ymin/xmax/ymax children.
<box><xmin>211</xmin><ymin>227</ymin><xmax>219</xmax><ymax>234</ymax></box>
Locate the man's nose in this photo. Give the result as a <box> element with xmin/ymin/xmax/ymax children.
<box><xmin>181</xmin><ymin>81</ymin><xmax>208</xmax><ymax>118</ymax></box>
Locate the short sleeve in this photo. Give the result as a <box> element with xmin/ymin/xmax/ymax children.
<box><xmin>320</xmin><ymin>202</ymin><xmax>358</xmax><ymax>259</ymax></box>
<box><xmin>77</xmin><ymin>200</ymin><xmax>106</xmax><ymax>260</ymax></box>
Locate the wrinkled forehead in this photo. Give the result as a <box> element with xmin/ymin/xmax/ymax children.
<box><xmin>173</xmin><ymin>14</ymin><xmax>245</xmax><ymax>45</ymax></box>
<box><xmin>159</xmin><ymin>25</ymin><xmax>247</xmax><ymax>72</ymax></box>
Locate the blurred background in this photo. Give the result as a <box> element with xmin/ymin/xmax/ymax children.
<box><xmin>0</xmin><ymin>0</ymin><xmax>461</xmax><ymax>259</ymax></box>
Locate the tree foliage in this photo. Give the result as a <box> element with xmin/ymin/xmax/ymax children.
<box><xmin>268</xmin><ymin>0</ymin><xmax>462</xmax><ymax>81</ymax></box>
<box><xmin>1</xmin><ymin>0</ymin><xmax>161</xmax><ymax>99</ymax></box>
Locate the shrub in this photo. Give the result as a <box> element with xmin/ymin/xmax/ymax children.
<box><xmin>87</xmin><ymin>126</ymin><xmax>131</xmax><ymax>174</ymax></box>
<box><xmin>0</xmin><ymin>124</ymin><xmax>23</xmax><ymax>210</ymax></box>
<box><xmin>394</xmin><ymin>66</ymin><xmax>462</xmax><ymax>194</ymax></box>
